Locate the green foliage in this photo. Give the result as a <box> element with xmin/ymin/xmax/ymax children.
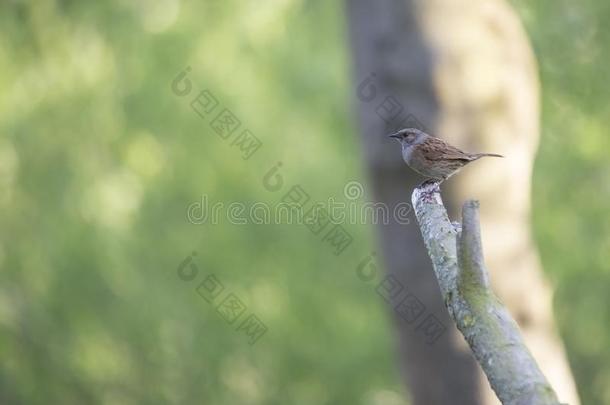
<box><xmin>0</xmin><ymin>0</ymin><xmax>608</xmax><ymax>404</ymax></box>
<box><xmin>0</xmin><ymin>1</ymin><xmax>403</xmax><ymax>404</ymax></box>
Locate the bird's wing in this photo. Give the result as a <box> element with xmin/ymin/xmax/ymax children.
<box><xmin>420</xmin><ymin>137</ymin><xmax>470</xmax><ymax>161</ymax></box>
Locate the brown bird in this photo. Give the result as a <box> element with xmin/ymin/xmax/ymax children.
<box><xmin>389</xmin><ymin>128</ymin><xmax>503</xmax><ymax>182</ymax></box>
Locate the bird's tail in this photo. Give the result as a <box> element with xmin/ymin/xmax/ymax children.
<box><xmin>470</xmin><ymin>152</ymin><xmax>504</xmax><ymax>160</ymax></box>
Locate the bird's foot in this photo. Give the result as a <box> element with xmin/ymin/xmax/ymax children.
<box><xmin>415</xmin><ymin>179</ymin><xmax>442</xmax><ymax>204</ymax></box>
<box><xmin>418</xmin><ymin>179</ymin><xmax>441</xmax><ymax>192</ymax></box>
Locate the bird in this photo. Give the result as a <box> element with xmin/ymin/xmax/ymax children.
<box><xmin>389</xmin><ymin>128</ymin><xmax>503</xmax><ymax>182</ymax></box>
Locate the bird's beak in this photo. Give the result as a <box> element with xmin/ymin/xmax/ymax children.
<box><xmin>388</xmin><ymin>132</ymin><xmax>401</xmax><ymax>139</ymax></box>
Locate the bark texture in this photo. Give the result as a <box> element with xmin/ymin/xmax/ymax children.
<box><xmin>345</xmin><ymin>0</ymin><xmax>580</xmax><ymax>403</ymax></box>
<box><xmin>412</xmin><ymin>182</ymin><xmax>561</xmax><ymax>405</ymax></box>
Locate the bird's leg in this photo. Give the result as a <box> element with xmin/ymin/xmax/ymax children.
<box><xmin>416</xmin><ymin>179</ymin><xmax>442</xmax><ymax>203</ymax></box>
<box><xmin>419</xmin><ymin>179</ymin><xmax>441</xmax><ymax>188</ymax></box>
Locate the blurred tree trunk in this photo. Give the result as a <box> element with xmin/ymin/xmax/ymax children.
<box><xmin>344</xmin><ymin>1</ymin><xmax>580</xmax><ymax>404</ymax></box>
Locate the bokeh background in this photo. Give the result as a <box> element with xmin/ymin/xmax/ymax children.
<box><xmin>0</xmin><ymin>1</ymin><xmax>608</xmax><ymax>404</ymax></box>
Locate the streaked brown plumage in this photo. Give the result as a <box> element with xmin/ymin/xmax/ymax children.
<box><xmin>389</xmin><ymin>128</ymin><xmax>503</xmax><ymax>182</ymax></box>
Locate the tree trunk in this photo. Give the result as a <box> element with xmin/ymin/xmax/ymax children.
<box><xmin>344</xmin><ymin>0</ymin><xmax>580</xmax><ymax>404</ymax></box>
